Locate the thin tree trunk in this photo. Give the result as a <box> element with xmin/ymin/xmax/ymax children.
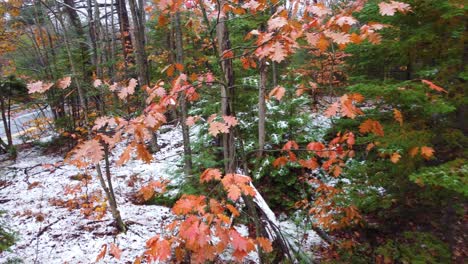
<box><xmin>174</xmin><ymin>12</ymin><xmax>193</xmax><ymax>176</ymax></box>
<box><xmin>216</xmin><ymin>3</ymin><xmax>236</xmax><ymax>173</ymax></box>
<box><xmin>258</xmin><ymin>58</ymin><xmax>267</xmax><ymax>158</ymax></box>
<box><xmin>0</xmin><ymin>97</ymin><xmax>12</xmax><ymax>148</ymax></box>
<box><xmin>116</xmin><ymin>0</ymin><xmax>134</xmax><ymax>77</ymax></box>
<box><xmin>128</xmin><ymin>0</ymin><xmax>149</xmax><ymax>85</ymax></box>
<box><xmin>43</xmin><ymin>1</ymin><xmax>126</xmax><ymax>232</ymax></box>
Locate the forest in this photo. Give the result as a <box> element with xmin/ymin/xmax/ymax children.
<box><xmin>0</xmin><ymin>0</ymin><xmax>466</xmax><ymax>263</ymax></box>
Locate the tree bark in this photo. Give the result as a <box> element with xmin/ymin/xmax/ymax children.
<box><xmin>128</xmin><ymin>0</ymin><xmax>149</xmax><ymax>85</ymax></box>
<box><xmin>216</xmin><ymin>3</ymin><xmax>236</xmax><ymax>173</ymax></box>
<box><xmin>258</xmin><ymin>58</ymin><xmax>267</xmax><ymax>158</ymax></box>
<box><xmin>174</xmin><ymin>12</ymin><xmax>193</xmax><ymax>177</ymax></box>
<box><xmin>116</xmin><ymin>0</ymin><xmax>134</xmax><ymax>76</ymax></box>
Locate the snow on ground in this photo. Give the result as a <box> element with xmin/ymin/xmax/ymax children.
<box><xmin>1</xmin><ymin>124</ymin><xmax>323</xmax><ymax>264</ymax></box>
<box><xmin>0</xmin><ymin>126</ymin><xmax>183</xmax><ymax>263</ymax></box>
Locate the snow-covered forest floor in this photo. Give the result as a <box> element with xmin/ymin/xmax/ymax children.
<box><xmin>0</xmin><ymin>125</ymin><xmax>321</xmax><ymax>263</ymax></box>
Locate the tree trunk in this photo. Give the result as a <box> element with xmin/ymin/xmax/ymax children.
<box><xmin>128</xmin><ymin>0</ymin><xmax>149</xmax><ymax>85</ymax></box>
<box><xmin>116</xmin><ymin>0</ymin><xmax>134</xmax><ymax>76</ymax></box>
<box><xmin>0</xmin><ymin>96</ymin><xmax>12</xmax><ymax>148</ymax></box>
<box><xmin>174</xmin><ymin>12</ymin><xmax>193</xmax><ymax>177</ymax></box>
<box><xmin>258</xmin><ymin>58</ymin><xmax>267</xmax><ymax>158</ymax></box>
<box><xmin>216</xmin><ymin>4</ymin><xmax>236</xmax><ymax>173</ymax></box>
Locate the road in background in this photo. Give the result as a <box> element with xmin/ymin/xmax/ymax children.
<box><xmin>0</xmin><ymin>106</ymin><xmax>52</xmax><ymax>143</ymax></box>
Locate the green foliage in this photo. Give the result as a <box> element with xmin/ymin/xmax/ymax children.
<box><xmin>376</xmin><ymin>232</ymin><xmax>451</xmax><ymax>264</ymax></box>
<box><xmin>410</xmin><ymin>159</ymin><xmax>468</xmax><ymax>197</ymax></box>
<box><xmin>0</xmin><ymin>211</ymin><xmax>16</xmax><ymax>253</ymax></box>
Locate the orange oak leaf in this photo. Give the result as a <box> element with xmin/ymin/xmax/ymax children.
<box><xmin>226</xmin><ymin>185</ymin><xmax>242</xmax><ymax>201</ymax></box>
<box><xmin>136</xmin><ymin>144</ymin><xmax>152</xmax><ymax>163</ymax></box>
<box><xmin>95</xmin><ymin>244</ymin><xmax>107</xmax><ymax>262</ymax></box>
<box><xmin>27</xmin><ymin>81</ymin><xmax>53</xmax><ymax>94</ymax></box>
<box><xmin>226</xmin><ymin>203</ymin><xmax>240</xmax><ymax>217</ymax></box>
<box><xmin>117</xmin><ymin>144</ymin><xmax>134</xmax><ymax>166</ymax></box>
<box><xmin>118</xmin><ymin>78</ymin><xmax>138</xmax><ymax>99</ymax></box>
<box><xmin>185</xmin><ymin>116</ymin><xmax>200</xmax><ymax>127</ymax></box>
<box><xmin>359</xmin><ymin>119</ymin><xmax>384</xmax><ymax>136</ymax></box>
<box><xmin>93</xmin><ymin>79</ymin><xmax>103</xmax><ymax>87</ymax></box>
<box><xmin>299</xmin><ymin>158</ymin><xmax>319</xmax><ymax>169</ymax></box>
<box><xmin>72</xmin><ymin>139</ymin><xmax>104</xmax><ymax>165</ymax></box>
<box><xmin>324</xmin><ymin>102</ymin><xmax>340</xmax><ymax>117</ymax></box>
<box><xmin>409</xmin><ymin>147</ymin><xmax>419</xmax><ymax>157</ymax></box>
<box><xmin>269</xmin><ymin>85</ymin><xmax>286</xmax><ymax>100</ymax></box>
<box><xmin>421</xmin><ymin>79</ymin><xmax>448</xmax><ymax>93</ymax></box>
<box><xmin>393</xmin><ymin>109</ymin><xmax>403</xmax><ymax>126</ymax></box>
<box><xmin>390</xmin><ymin>152</ymin><xmax>401</xmax><ymax>163</ymax></box>
<box><xmin>109</xmin><ymin>243</ymin><xmax>122</xmax><ymax>260</ymax></box>
<box><xmin>270</xmin><ymin>42</ymin><xmax>287</xmax><ymax>62</ymax></box>
<box><xmin>222</xmin><ymin>50</ymin><xmax>234</xmax><ymax>59</ymax></box>
<box><xmin>283</xmin><ymin>140</ymin><xmax>299</xmax><ymax>150</ymax></box>
<box><xmin>200</xmin><ymin>168</ymin><xmax>222</xmax><ymax>183</ymax></box>
<box><xmin>379</xmin><ymin>1</ymin><xmax>411</xmax><ymax>16</ymax></box>
<box><xmin>420</xmin><ymin>146</ymin><xmax>435</xmax><ymax>160</ymax></box>
<box><xmin>57</xmin><ymin>76</ymin><xmax>71</xmax><ymax>89</ymax></box>
<box><xmin>324</xmin><ymin>30</ymin><xmax>351</xmax><ymax>45</ymax></box>
<box><xmin>256</xmin><ymin>237</ymin><xmax>273</xmax><ymax>253</ymax></box>
<box><xmin>273</xmin><ymin>156</ymin><xmax>289</xmax><ymax>167</ymax></box>
<box><xmin>208</xmin><ymin>121</ymin><xmax>229</xmax><ymax>136</ymax></box>
<box><xmin>172</xmin><ymin>195</ymin><xmax>207</xmax><ymax>215</ymax></box>
<box><xmin>223</xmin><ymin>115</ymin><xmax>239</xmax><ymax>127</ymax></box>
<box><xmin>267</xmin><ymin>16</ymin><xmax>288</xmax><ymax>31</ymax></box>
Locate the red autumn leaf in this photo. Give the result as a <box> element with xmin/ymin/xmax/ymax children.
<box><xmin>57</xmin><ymin>76</ymin><xmax>71</xmax><ymax>89</ymax></box>
<box><xmin>136</xmin><ymin>144</ymin><xmax>152</xmax><ymax>163</ymax></box>
<box><xmin>316</xmin><ymin>35</ymin><xmax>330</xmax><ymax>51</ymax></box>
<box><xmin>72</xmin><ymin>139</ymin><xmax>104</xmax><ymax>165</ymax></box>
<box><xmin>346</xmin><ymin>132</ymin><xmax>356</xmax><ymax>146</ymax></box>
<box><xmin>93</xmin><ymin>79</ymin><xmax>103</xmax><ymax>87</ymax></box>
<box><xmin>109</xmin><ymin>243</ymin><xmax>122</xmax><ymax>260</ymax></box>
<box><xmin>324</xmin><ymin>102</ymin><xmax>339</xmax><ymax>117</ymax></box>
<box><xmin>409</xmin><ymin>147</ymin><xmax>419</xmax><ymax>157</ymax></box>
<box><xmin>299</xmin><ymin>158</ymin><xmax>319</xmax><ymax>169</ymax></box>
<box><xmin>307</xmin><ymin>142</ymin><xmax>325</xmax><ymax>152</ymax></box>
<box><xmin>335</xmin><ymin>16</ymin><xmax>357</xmax><ymax>26</ymax></box>
<box><xmin>421</xmin><ymin>79</ymin><xmax>448</xmax><ymax>93</ymax></box>
<box><xmin>393</xmin><ymin>109</ymin><xmax>403</xmax><ymax>126</ymax></box>
<box><xmin>226</xmin><ymin>184</ymin><xmax>242</xmax><ymax>201</ymax></box>
<box><xmin>267</xmin><ymin>16</ymin><xmax>288</xmax><ymax>31</ymax></box>
<box><xmin>138</xmin><ymin>184</ymin><xmax>155</xmax><ymax>201</ymax></box>
<box><xmin>269</xmin><ymin>85</ymin><xmax>286</xmax><ymax>100</ymax></box>
<box><xmin>27</xmin><ymin>81</ymin><xmax>53</xmax><ymax>94</ymax></box>
<box><xmin>273</xmin><ymin>156</ymin><xmax>289</xmax><ymax>167</ymax></box>
<box><xmin>208</xmin><ymin>121</ymin><xmax>229</xmax><ymax>136</ymax></box>
<box><xmin>256</xmin><ymin>237</ymin><xmax>273</xmax><ymax>253</ymax></box>
<box><xmin>185</xmin><ymin>116</ymin><xmax>200</xmax><ymax>127</ymax></box>
<box><xmin>390</xmin><ymin>152</ymin><xmax>401</xmax><ymax>163</ymax></box>
<box><xmin>324</xmin><ymin>30</ymin><xmax>351</xmax><ymax>45</ymax></box>
<box><xmin>269</xmin><ymin>42</ymin><xmax>287</xmax><ymax>62</ymax></box>
<box><xmin>118</xmin><ymin>78</ymin><xmax>138</xmax><ymax>99</ymax></box>
<box><xmin>226</xmin><ymin>203</ymin><xmax>240</xmax><ymax>217</ymax></box>
<box><xmin>172</xmin><ymin>195</ymin><xmax>206</xmax><ymax>215</ymax></box>
<box><xmin>359</xmin><ymin>119</ymin><xmax>384</xmax><ymax>137</ymax></box>
<box><xmin>222</xmin><ymin>50</ymin><xmax>234</xmax><ymax>59</ymax></box>
<box><xmin>117</xmin><ymin>144</ymin><xmax>134</xmax><ymax>166</ymax></box>
<box><xmin>200</xmin><ymin>168</ymin><xmax>222</xmax><ymax>183</ymax></box>
<box><xmin>229</xmin><ymin>229</ymin><xmax>254</xmax><ymax>252</ymax></box>
<box><xmin>379</xmin><ymin>1</ymin><xmax>411</xmax><ymax>16</ymax></box>
<box><xmin>95</xmin><ymin>244</ymin><xmax>107</xmax><ymax>262</ymax></box>
<box><xmin>420</xmin><ymin>146</ymin><xmax>435</xmax><ymax>160</ymax></box>
<box><xmin>283</xmin><ymin>140</ymin><xmax>299</xmax><ymax>150</ymax></box>
<box><xmin>223</xmin><ymin>115</ymin><xmax>239</xmax><ymax>128</ymax></box>
<box><xmin>309</xmin><ymin>4</ymin><xmax>331</xmax><ymax>17</ymax></box>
